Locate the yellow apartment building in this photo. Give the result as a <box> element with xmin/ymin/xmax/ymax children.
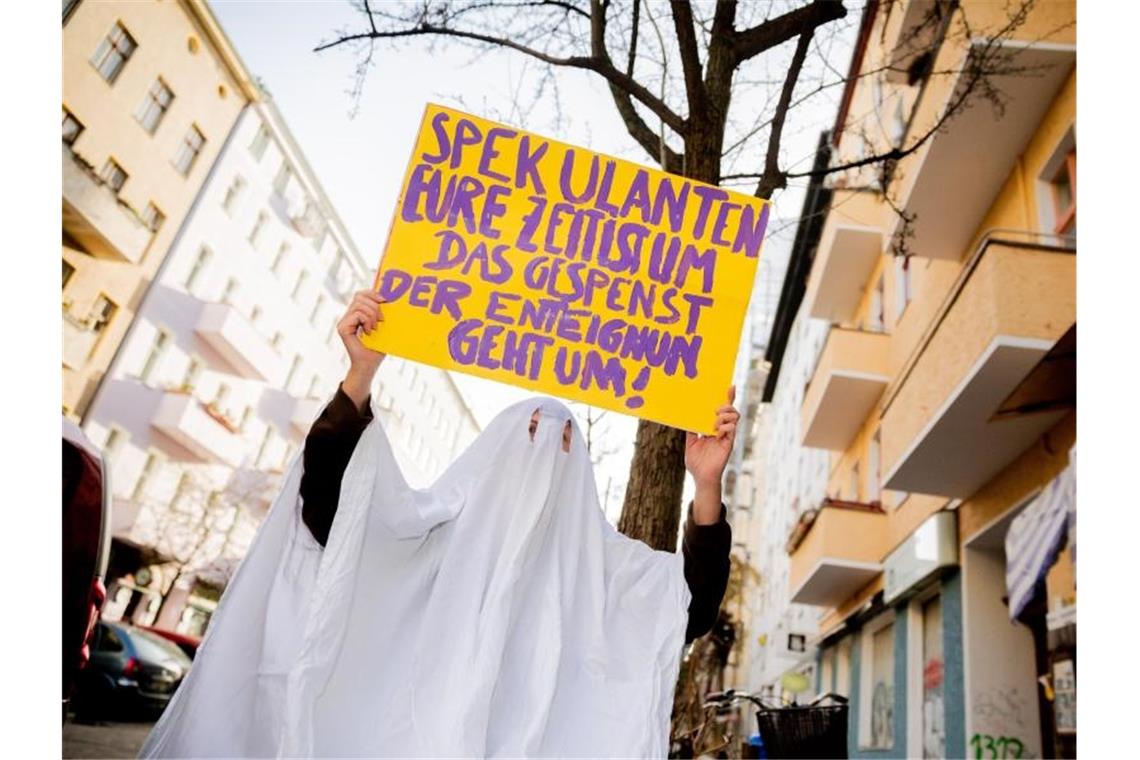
<box><xmin>62</xmin><ymin>0</ymin><xmax>257</xmax><ymax>419</ymax></box>
<box><xmin>779</xmin><ymin>1</ymin><xmax>1076</xmax><ymax>757</ymax></box>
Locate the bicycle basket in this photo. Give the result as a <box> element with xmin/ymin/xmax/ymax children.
<box><xmin>754</xmin><ymin>693</ymin><xmax>848</xmax><ymax>759</ymax></box>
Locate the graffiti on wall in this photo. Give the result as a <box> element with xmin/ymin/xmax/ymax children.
<box><xmin>871</xmin><ymin>681</ymin><xmax>894</xmax><ymax>748</ymax></box>
<box><xmin>923</xmin><ymin>657</ymin><xmax>945</xmax><ymax>758</ymax></box>
<box><xmin>969</xmin><ymin>733</ymin><xmax>1025</xmax><ymax>759</ymax></box>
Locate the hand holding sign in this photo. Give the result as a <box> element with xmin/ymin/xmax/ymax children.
<box><xmin>364</xmin><ymin>104</ymin><xmax>769</xmax><ymax>433</ymax></box>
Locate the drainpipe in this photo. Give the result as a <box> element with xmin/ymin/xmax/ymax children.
<box><xmin>81</xmin><ymin>102</ymin><xmax>254</xmax><ymax>427</ymax></box>
<box><xmin>878</xmin><ymin>228</ymin><xmax>1076</xmax><ymax>416</ymax></box>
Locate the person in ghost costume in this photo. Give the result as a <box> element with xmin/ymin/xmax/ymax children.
<box><xmin>140</xmin><ymin>291</ymin><xmax>738</xmax><ymax>759</ymax></box>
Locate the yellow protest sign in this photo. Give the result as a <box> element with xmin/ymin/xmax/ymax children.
<box><xmin>363</xmin><ymin>103</ymin><xmax>770</xmax><ymax>434</ymax></box>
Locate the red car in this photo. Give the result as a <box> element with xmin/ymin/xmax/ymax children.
<box><xmin>62</xmin><ymin>418</ymin><xmax>112</xmax><ymax>719</ymax></box>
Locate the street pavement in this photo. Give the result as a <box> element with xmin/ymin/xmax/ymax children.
<box><xmin>63</xmin><ymin>718</ymin><xmax>153</xmax><ymax>759</ymax></box>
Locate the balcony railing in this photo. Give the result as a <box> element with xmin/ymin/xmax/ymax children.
<box><xmin>62</xmin><ymin>145</ymin><xmax>152</xmax><ymax>263</ymax></box>
<box><xmin>788</xmin><ymin>498</ymin><xmax>887</xmax><ymax>607</ymax></box>
<box><xmin>801</xmin><ymin>327</ymin><xmax>890</xmax><ymax>450</ymax></box>
<box><xmin>881</xmin><ymin>237</ymin><xmax>1075</xmax><ymax>497</ymax></box>
<box><xmin>152</xmin><ymin>391</ymin><xmax>246</xmax><ymax>468</ymax></box>
<box><xmin>196</xmin><ymin>302</ymin><xmax>285</xmax><ymax>383</ymax></box>
<box><xmin>889</xmin><ymin>40</ymin><xmax>1075</xmax><ymax>260</ymax></box>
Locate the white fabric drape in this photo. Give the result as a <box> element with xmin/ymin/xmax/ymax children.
<box><xmin>140</xmin><ymin>397</ymin><xmax>689</xmax><ymax>758</ymax></box>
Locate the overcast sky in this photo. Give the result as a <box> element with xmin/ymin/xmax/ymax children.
<box><xmin>209</xmin><ymin>0</ymin><xmax>854</xmax><ymax>519</ymax></box>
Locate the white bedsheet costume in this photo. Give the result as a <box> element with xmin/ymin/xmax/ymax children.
<box><xmin>140</xmin><ymin>397</ymin><xmax>689</xmax><ymax>758</ymax></box>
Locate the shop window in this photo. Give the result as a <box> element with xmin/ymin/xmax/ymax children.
<box><xmin>91</xmin><ymin>22</ymin><xmax>137</xmax><ymax>84</ymax></box>
<box><xmin>920</xmin><ymin>595</ymin><xmax>945</xmax><ymax>759</ymax></box>
<box><xmin>62</xmin><ymin>108</ymin><xmax>84</xmax><ymax>146</ymax></box>
<box><xmin>860</xmin><ymin>614</ymin><xmax>895</xmax><ymax>750</ymax></box>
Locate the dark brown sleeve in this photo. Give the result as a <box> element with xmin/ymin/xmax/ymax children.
<box><xmin>682</xmin><ymin>502</ymin><xmax>732</xmax><ymax>643</ymax></box>
<box><xmin>299</xmin><ymin>385</ymin><xmax>374</xmax><ymax>547</ymax></box>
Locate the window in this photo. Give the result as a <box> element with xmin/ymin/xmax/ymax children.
<box><xmin>249</xmin><ymin>212</ymin><xmax>268</xmax><ymax>247</ymax></box>
<box><xmin>63</xmin><ymin>260</ymin><xmax>76</xmax><ymax>290</ymax></box>
<box><xmin>184</xmin><ymin>246</ymin><xmax>211</xmax><ymax>292</ymax></box>
<box><xmin>848</xmin><ymin>460</ymin><xmax>860</xmax><ymax>501</ymax></box>
<box><xmin>221</xmin><ymin>278</ymin><xmax>239</xmax><ymax>306</ymax></box>
<box><xmin>141</xmin><ymin>202</ymin><xmax>165</xmax><ymax>232</ymax></box>
<box><xmin>62</xmin><ymin>109</ymin><xmax>84</xmax><ymax>145</ymax></box>
<box><xmin>291</xmin><ymin>270</ymin><xmax>309</xmax><ymax>301</ymax></box>
<box><xmin>182</xmin><ymin>356</ymin><xmax>202</xmax><ymax>392</ymax></box>
<box><xmin>271</xmin><ymin>331</ymin><xmax>283</xmax><ymax>349</ymax></box>
<box><xmin>96</xmin><ymin>624</ymin><xmax>125</xmax><ymax>653</ymax></box>
<box><xmin>868</xmin><ymin>275</ymin><xmax>885</xmax><ymax>332</ymax></box>
<box><xmin>285</xmin><ymin>355</ymin><xmax>302</xmax><ymax>392</ymax></box>
<box><xmin>312</xmin><ymin>222</ymin><xmax>329</xmax><ymax>253</ymax></box>
<box><xmin>101</xmin><ymin>159</ymin><xmax>127</xmax><ymax>193</ymax></box>
<box><xmin>250</xmin><ymin>305</ymin><xmax>263</xmax><ymax>325</ymax></box>
<box><xmin>1050</xmin><ymin>150</ymin><xmax>1076</xmax><ymax>236</ymax></box>
<box><xmin>173</xmin><ymin>125</ymin><xmax>206</xmax><ymax>176</ymax></box>
<box><xmin>132</xmin><ymin>451</ymin><xmax>161</xmax><ymax>500</ymax></box>
<box><xmin>273</xmin><ymin>161</ymin><xmax>292</xmax><ymax>195</ymax></box>
<box><xmin>271</xmin><ymin>243</ymin><xmax>289</xmax><ymax>274</ymax></box>
<box><xmin>91</xmin><ymin>22</ymin><xmax>137</xmax><ymax>84</ymax></box>
<box><xmin>860</xmin><ymin>616</ymin><xmax>895</xmax><ymax>750</ymax></box>
<box><xmin>306</xmin><ymin>374</ymin><xmax>320</xmax><ymax>398</ymax></box>
<box><xmin>309</xmin><ymin>294</ymin><xmax>325</xmax><ymax>322</ymax></box>
<box><xmin>90</xmin><ymin>295</ymin><xmax>117</xmax><ymax>335</ymax></box>
<box><xmin>135</xmin><ymin>78</ymin><xmax>174</xmax><ymax>134</ymax></box>
<box><xmin>240</xmin><ymin>406</ymin><xmax>252</xmax><ymax>432</ymax></box>
<box><xmin>256</xmin><ymin>426</ymin><xmax>273</xmax><ymax>468</ymax></box>
<box><xmin>139</xmin><ymin>328</ymin><xmax>169</xmax><ymax>383</ymax></box>
<box><xmin>893</xmin><ymin>255</ymin><xmax>912</xmax><ymax>320</ymax></box>
<box><xmin>249</xmin><ymin>123</ymin><xmax>271</xmax><ymax>160</ymax></box>
<box><xmin>222</xmin><ymin>176</ymin><xmax>245</xmax><ymax>215</ymax></box>
<box><xmin>103</xmin><ymin>427</ymin><xmax>125</xmax><ymax>458</ymax></box>
<box><xmin>868</xmin><ymin>431</ymin><xmax>882</xmax><ymax>504</ymax></box>
<box><xmin>213</xmin><ymin>383</ymin><xmax>230</xmax><ymax>407</ymax></box>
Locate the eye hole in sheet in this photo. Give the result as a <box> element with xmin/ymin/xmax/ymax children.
<box><xmin>528</xmin><ymin>410</ymin><xmax>572</xmax><ymax>453</ymax></box>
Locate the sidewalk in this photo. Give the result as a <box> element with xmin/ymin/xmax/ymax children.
<box><xmin>63</xmin><ymin>719</ymin><xmax>153</xmax><ymax>759</ymax></box>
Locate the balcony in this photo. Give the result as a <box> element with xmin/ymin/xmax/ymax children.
<box><xmin>881</xmin><ymin>1</ymin><xmax>945</xmax><ymax>84</ymax></box>
<box><xmin>196</xmin><ymin>302</ymin><xmax>285</xmax><ymax>383</ymax></box>
<box><xmin>788</xmin><ymin>499</ymin><xmax>888</xmax><ymax>607</ymax></box>
<box><xmin>804</xmin><ymin>190</ymin><xmax>886</xmax><ymax>323</ymax></box>
<box><xmin>891</xmin><ymin>40</ymin><xmax>1075</xmax><ymax>260</ymax></box>
<box><xmin>881</xmin><ymin>241</ymin><xmax>1075</xmax><ymax>497</ymax></box>
<box><xmin>152</xmin><ymin>392</ymin><xmax>246</xmax><ymax>468</ymax></box>
<box><xmin>801</xmin><ymin>327</ymin><xmax>890</xmax><ymax>450</ymax></box>
<box><xmin>62</xmin><ymin>145</ymin><xmax>151</xmax><ymax>263</ymax></box>
<box><xmin>290</xmin><ymin>396</ymin><xmax>325</xmax><ymax>437</ymax></box>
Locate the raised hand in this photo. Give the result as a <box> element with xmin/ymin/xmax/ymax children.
<box><xmin>684</xmin><ymin>387</ymin><xmax>740</xmax><ymax>525</ymax></box>
<box><xmin>338</xmin><ymin>290</ymin><xmax>386</xmax><ymax>410</ymax></box>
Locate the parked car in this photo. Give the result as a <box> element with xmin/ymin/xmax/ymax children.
<box><xmin>71</xmin><ymin>620</ymin><xmax>192</xmax><ymax>721</ymax></box>
<box><xmin>62</xmin><ymin>417</ymin><xmax>112</xmax><ymax>720</ymax></box>
<box><xmin>137</xmin><ymin>625</ymin><xmax>203</xmax><ymax>661</ymax></box>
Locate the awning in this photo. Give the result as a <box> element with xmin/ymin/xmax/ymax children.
<box><xmin>1005</xmin><ymin>451</ymin><xmax>1076</xmax><ymax>620</ymax></box>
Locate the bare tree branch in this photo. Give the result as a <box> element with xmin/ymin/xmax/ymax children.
<box><xmin>732</xmin><ymin>0</ymin><xmax>846</xmax><ymax>64</ymax></box>
<box><xmin>668</xmin><ymin>0</ymin><xmax>708</xmax><ymax>117</ymax></box>
<box><xmin>316</xmin><ymin>7</ymin><xmax>688</xmax><ymax>135</ymax></box>
<box><xmin>755</xmin><ymin>28</ymin><xmax>814</xmax><ymax>199</ymax></box>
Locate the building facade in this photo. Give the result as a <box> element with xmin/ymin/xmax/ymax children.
<box><xmin>63</xmin><ymin>0</ymin><xmax>258</xmax><ymax>419</ymax></box>
<box><xmin>81</xmin><ymin>93</ymin><xmax>480</xmax><ymax>635</ymax></box>
<box><xmin>761</xmin><ymin>1</ymin><xmax>1076</xmax><ymax>758</ymax></box>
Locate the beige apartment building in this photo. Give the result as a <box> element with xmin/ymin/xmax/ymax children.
<box><xmin>63</xmin><ymin>0</ymin><xmax>257</xmax><ymax>419</ymax></box>
<box><xmin>753</xmin><ymin>1</ymin><xmax>1076</xmax><ymax>757</ymax></box>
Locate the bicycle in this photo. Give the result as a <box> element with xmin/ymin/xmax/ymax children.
<box><xmin>699</xmin><ymin>688</ymin><xmax>850</xmax><ymax>759</ymax></box>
